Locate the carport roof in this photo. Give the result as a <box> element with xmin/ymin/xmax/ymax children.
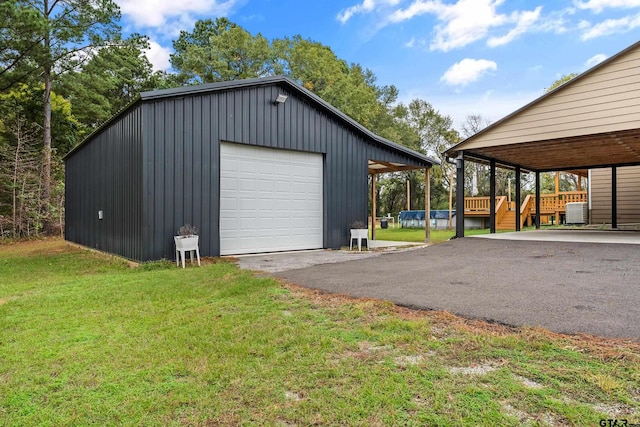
<box><xmin>445</xmin><ymin>40</ymin><xmax>640</xmax><ymax>172</ymax></box>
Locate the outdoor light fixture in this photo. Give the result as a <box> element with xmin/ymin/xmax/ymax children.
<box><xmin>98</xmin><ymin>210</ymin><xmax>104</xmax><ymax>220</ymax></box>
<box><xmin>273</xmin><ymin>94</ymin><xmax>288</xmax><ymax>105</ymax></box>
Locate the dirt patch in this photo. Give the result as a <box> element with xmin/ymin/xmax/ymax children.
<box><xmin>0</xmin><ymin>238</ymin><xmax>77</xmax><ymax>256</ymax></box>
<box><xmin>592</xmin><ymin>402</ymin><xmax>637</xmax><ymax>418</ymax></box>
<box><xmin>501</xmin><ymin>403</ymin><xmax>557</xmax><ymax>426</ymax></box>
<box><xmin>514</xmin><ymin>375</ymin><xmax>544</xmax><ymax>389</ymax></box>
<box><xmin>450</xmin><ymin>363</ymin><xmax>497</xmax><ymax>376</ymax></box>
<box><xmin>394</xmin><ymin>355</ymin><xmax>426</xmax><ymax>367</ymax></box>
<box><xmin>340</xmin><ymin>341</ymin><xmax>395</xmax><ymax>361</ymax></box>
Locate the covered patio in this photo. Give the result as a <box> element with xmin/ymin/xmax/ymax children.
<box><xmin>445</xmin><ymin>40</ymin><xmax>640</xmax><ymax>237</ymax></box>
<box><xmin>367</xmin><ymin>159</ymin><xmax>432</xmax><ymax>242</ymax></box>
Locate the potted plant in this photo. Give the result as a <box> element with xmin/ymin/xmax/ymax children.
<box><xmin>349</xmin><ymin>220</ymin><xmax>368</xmax><ymax>251</ymax></box>
<box><xmin>174</xmin><ymin>224</ymin><xmax>200</xmax><ymax>267</ymax></box>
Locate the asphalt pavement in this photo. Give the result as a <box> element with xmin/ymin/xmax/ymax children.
<box><xmin>273</xmin><ymin>238</ymin><xmax>640</xmax><ymax>340</ymax></box>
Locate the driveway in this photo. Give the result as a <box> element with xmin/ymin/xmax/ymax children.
<box><xmin>272</xmin><ymin>238</ymin><xmax>640</xmax><ymax>340</ymax></box>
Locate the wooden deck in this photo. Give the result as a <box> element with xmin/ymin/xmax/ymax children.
<box><xmin>464</xmin><ymin>192</ymin><xmax>588</xmax><ymax>230</ymax></box>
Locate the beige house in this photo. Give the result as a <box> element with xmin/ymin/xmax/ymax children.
<box><xmin>445</xmin><ymin>40</ymin><xmax>640</xmax><ymax>235</ymax></box>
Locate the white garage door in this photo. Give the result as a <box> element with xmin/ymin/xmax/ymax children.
<box><xmin>220</xmin><ymin>142</ymin><xmax>323</xmax><ymax>255</ymax></box>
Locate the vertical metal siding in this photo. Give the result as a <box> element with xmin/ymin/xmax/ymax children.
<box><xmin>65</xmin><ymin>105</ymin><xmax>143</xmax><ymax>260</ymax></box>
<box><xmin>119</xmin><ymin>83</ymin><xmax>430</xmax><ymax>260</ymax></box>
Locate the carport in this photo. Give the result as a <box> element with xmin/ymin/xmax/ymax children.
<box><xmin>368</xmin><ymin>160</ymin><xmax>431</xmax><ymax>242</ymax></box>
<box><xmin>445</xmin><ymin>40</ymin><xmax>640</xmax><ymax>237</ymax></box>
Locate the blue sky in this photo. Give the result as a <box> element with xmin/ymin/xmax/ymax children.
<box><xmin>114</xmin><ymin>0</ymin><xmax>640</xmax><ymax>131</ymax></box>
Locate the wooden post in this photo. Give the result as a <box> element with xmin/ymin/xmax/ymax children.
<box><xmin>489</xmin><ymin>159</ymin><xmax>496</xmax><ymax>234</ymax></box>
<box><xmin>372</xmin><ymin>173</ymin><xmax>377</xmax><ymax>240</ymax></box>
<box><xmin>406</xmin><ymin>179</ymin><xmax>410</xmax><ymax>211</ymax></box>
<box><xmin>612</xmin><ymin>166</ymin><xmax>617</xmax><ymax>229</ymax></box>
<box><xmin>555</xmin><ymin>171</ymin><xmax>560</xmax><ymax>195</ymax></box>
<box><xmin>577</xmin><ymin>175</ymin><xmax>582</xmax><ymax>191</ymax></box>
<box><xmin>425</xmin><ymin>167</ymin><xmax>430</xmax><ymax>242</ymax></box>
<box><xmin>535</xmin><ymin>171</ymin><xmax>541</xmax><ymax>229</ymax></box>
<box><xmin>515</xmin><ymin>166</ymin><xmax>521</xmax><ymax>232</ymax></box>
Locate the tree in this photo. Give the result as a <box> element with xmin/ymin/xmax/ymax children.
<box><xmin>57</xmin><ymin>35</ymin><xmax>161</xmax><ymax>133</ymax></box>
<box><xmin>171</xmin><ymin>18</ymin><xmax>275</xmax><ymax>85</ymax></box>
<box><xmin>274</xmin><ymin>36</ymin><xmax>390</xmax><ymax>129</ymax></box>
<box><xmin>461</xmin><ymin>114</ymin><xmax>491</xmax><ymax>196</ymax></box>
<box><xmin>0</xmin><ymin>84</ymin><xmax>76</xmax><ymax>237</ymax></box>
<box><xmin>171</xmin><ymin>21</ymin><xmax>395</xmax><ymax>130</ymax></box>
<box><xmin>544</xmin><ymin>73</ymin><xmax>579</xmax><ymax>93</ymax></box>
<box><xmin>375</xmin><ymin>100</ymin><xmax>459</xmax><ymax>213</ymax></box>
<box><xmin>1</xmin><ymin>0</ymin><xmax>120</xmax><ymax>234</ymax></box>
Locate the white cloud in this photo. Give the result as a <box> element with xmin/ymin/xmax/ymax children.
<box><xmin>440</xmin><ymin>58</ymin><xmax>497</xmax><ymax>86</ymax></box>
<box><xmin>145</xmin><ymin>40</ymin><xmax>172</xmax><ymax>71</ymax></box>
<box><xmin>403</xmin><ymin>37</ymin><xmax>429</xmax><ymax>48</ymax></box>
<box><xmin>115</xmin><ymin>0</ymin><xmax>236</xmax><ymax>28</ymax></box>
<box><xmin>533</xmin><ymin>8</ymin><xmax>574</xmax><ymax>34</ymax></box>
<box><xmin>580</xmin><ymin>12</ymin><xmax>640</xmax><ymax>39</ymax></box>
<box><xmin>487</xmin><ymin>7</ymin><xmax>542</xmax><ymax>47</ymax></box>
<box><xmin>337</xmin><ymin>0</ymin><xmax>401</xmax><ymax>23</ymax></box>
<box><xmin>387</xmin><ymin>0</ymin><xmax>542</xmax><ymax>51</ymax></box>
<box><xmin>574</xmin><ymin>0</ymin><xmax>640</xmax><ymax>13</ymax></box>
<box><xmin>585</xmin><ymin>53</ymin><xmax>608</xmax><ymax>68</ymax></box>
<box><xmin>387</xmin><ymin>0</ymin><xmax>440</xmax><ymax>23</ymax></box>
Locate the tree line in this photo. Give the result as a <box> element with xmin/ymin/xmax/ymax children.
<box><xmin>0</xmin><ymin>1</ymin><xmax>578</xmax><ymax>239</ymax></box>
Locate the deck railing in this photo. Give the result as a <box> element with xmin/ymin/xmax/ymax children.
<box><xmin>463</xmin><ymin>191</ymin><xmax>587</xmax><ymax>229</ymax></box>
<box><xmin>464</xmin><ymin>196</ymin><xmax>504</xmax><ymax>212</ymax></box>
<box><xmin>495</xmin><ymin>196</ymin><xmax>508</xmax><ymax>224</ymax></box>
<box><xmin>520</xmin><ymin>195</ymin><xmax>534</xmax><ymax>229</ymax></box>
<box><xmin>531</xmin><ymin>191</ymin><xmax>588</xmax><ymax>213</ymax></box>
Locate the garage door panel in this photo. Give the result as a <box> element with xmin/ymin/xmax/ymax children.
<box><xmin>220</xmin><ymin>143</ymin><xmax>323</xmax><ymax>255</ymax></box>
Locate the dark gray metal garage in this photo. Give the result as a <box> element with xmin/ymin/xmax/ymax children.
<box><xmin>64</xmin><ymin>76</ymin><xmax>437</xmax><ymax>261</ymax></box>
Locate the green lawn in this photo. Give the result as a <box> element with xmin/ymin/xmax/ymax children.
<box><xmin>1</xmin><ymin>240</ymin><xmax>638</xmax><ymax>425</ymax></box>
<box><xmin>373</xmin><ymin>226</ymin><xmax>529</xmax><ymax>244</ymax></box>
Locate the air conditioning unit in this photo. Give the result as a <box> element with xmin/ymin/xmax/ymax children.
<box><xmin>566</xmin><ymin>202</ymin><xmax>588</xmax><ymax>224</ymax></box>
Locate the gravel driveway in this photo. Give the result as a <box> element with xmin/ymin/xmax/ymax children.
<box><xmin>273</xmin><ymin>238</ymin><xmax>640</xmax><ymax>340</ymax></box>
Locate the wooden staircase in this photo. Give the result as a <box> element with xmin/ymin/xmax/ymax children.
<box><xmin>497</xmin><ymin>210</ymin><xmax>516</xmax><ymax>230</ymax></box>
<box><xmin>464</xmin><ymin>191</ymin><xmax>588</xmax><ymax>231</ymax></box>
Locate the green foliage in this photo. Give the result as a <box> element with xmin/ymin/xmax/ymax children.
<box><xmin>1</xmin><ymin>84</ymin><xmax>79</xmax><ymax>154</ymax></box>
<box><xmin>56</xmin><ymin>35</ymin><xmax>162</xmax><ymax>132</ymax></box>
<box><xmin>544</xmin><ymin>73</ymin><xmax>579</xmax><ymax>93</ymax></box>
<box><xmin>171</xmin><ymin>18</ymin><xmax>276</xmax><ymax>85</ymax></box>
<box><xmin>1</xmin><ymin>0</ymin><xmax>121</xmax><ymax>90</ymax></box>
<box><xmin>1</xmin><ymin>0</ymin><xmax>121</xmax><ymax>234</ymax></box>
<box><xmin>374</xmin><ymin>100</ymin><xmax>459</xmax><ymax>213</ymax></box>
<box><xmin>0</xmin><ymin>85</ymin><xmax>76</xmax><ymax>237</ymax></box>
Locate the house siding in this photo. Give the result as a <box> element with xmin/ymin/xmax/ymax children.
<box><xmin>462</xmin><ymin>45</ymin><xmax>640</xmax><ymax>150</ymax></box>
<box><xmin>590</xmin><ymin>166</ymin><xmax>640</xmax><ymax>224</ymax></box>
<box><xmin>65</xmin><ymin>105</ymin><xmax>143</xmax><ymax>260</ymax></box>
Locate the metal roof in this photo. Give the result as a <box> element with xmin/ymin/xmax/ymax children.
<box><xmin>65</xmin><ymin>75</ymin><xmax>440</xmax><ymax>168</ymax></box>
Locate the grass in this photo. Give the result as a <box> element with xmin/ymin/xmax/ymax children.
<box><xmin>1</xmin><ymin>239</ymin><xmax>639</xmax><ymax>425</ymax></box>
<box><xmin>373</xmin><ymin>226</ymin><xmax>532</xmax><ymax>244</ymax></box>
